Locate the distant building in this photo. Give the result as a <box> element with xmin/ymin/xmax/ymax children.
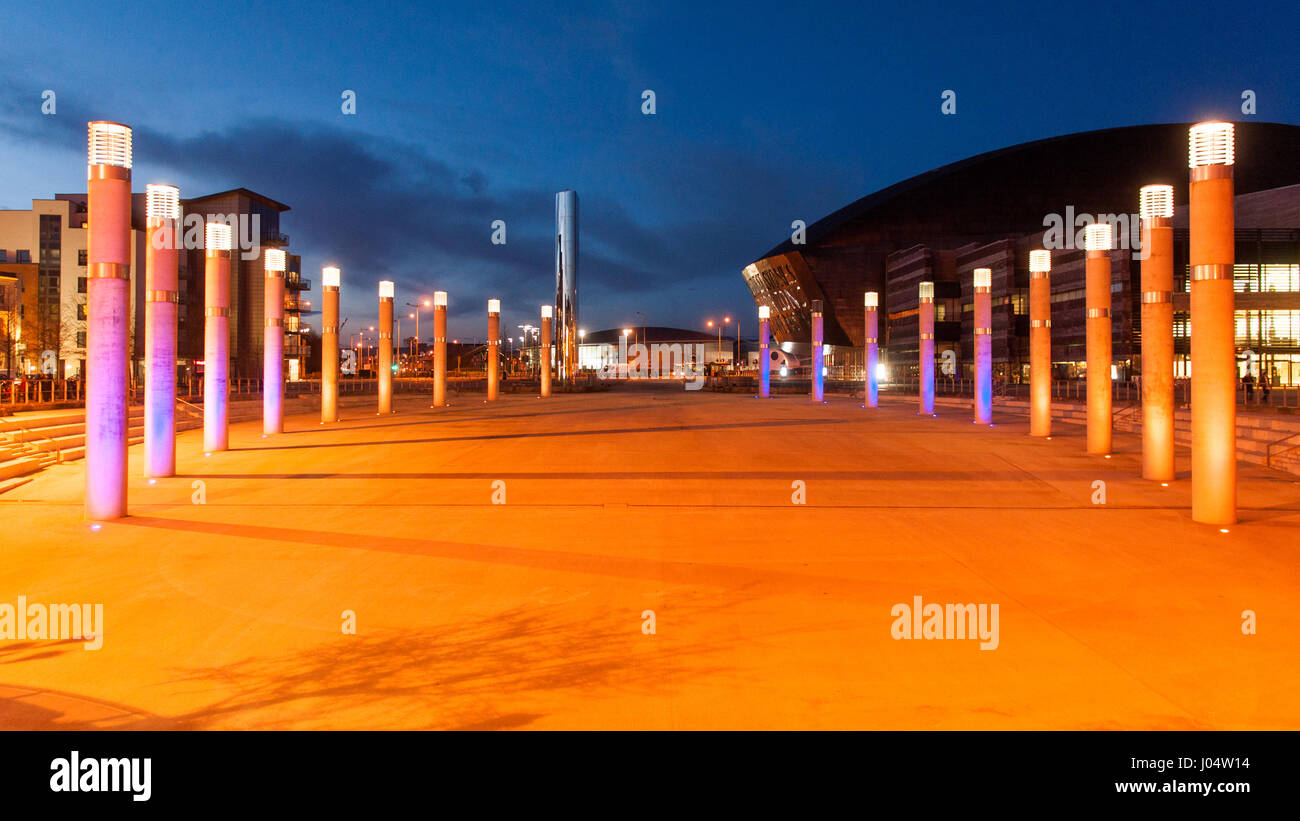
<box><xmin>0</xmin><ymin>187</ymin><xmax>310</xmax><ymax>382</ymax></box>
<box><xmin>744</xmin><ymin>123</ymin><xmax>1300</xmax><ymax>387</ymax></box>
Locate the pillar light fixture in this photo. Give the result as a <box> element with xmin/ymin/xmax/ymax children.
<box><xmin>264</xmin><ymin>249</ymin><xmax>287</xmax><ymax>272</ymax></box>
<box><xmin>1083</xmin><ymin>224</ymin><xmax>1112</xmax><ymax>252</ymax></box>
<box><xmin>919</xmin><ymin>281</ymin><xmax>934</xmax><ymax>300</ymax></box>
<box><xmin>379</xmin><ymin>280</ymin><xmax>394</xmax><ymax>298</ymax></box>
<box><xmin>205</xmin><ymin>222</ymin><xmax>232</xmax><ymax>251</ymax></box>
<box><xmin>145</xmin><ymin>184</ymin><xmax>179</xmax><ymax>220</ymax></box>
<box><xmin>758</xmin><ymin>305</ymin><xmax>770</xmax><ymax>318</ymax></box>
<box><xmin>88</xmin><ymin>121</ymin><xmax>132</xmax><ymax>169</ymax></box>
<box><xmin>865</xmin><ymin>292</ymin><xmax>878</xmax><ymax>307</ymax></box>
<box><xmin>974</xmin><ymin>267</ymin><xmax>992</xmax><ymax>289</ymax></box>
<box><xmin>1189</xmin><ymin>121</ymin><xmax>1234</xmax><ymax>168</ymax></box>
<box><xmin>541</xmin><ymin>304</ymin><xmax>553</xmax><ymax>318</ymax></box>
<box><xmin>1139</xmin><ymin>184</ymin><xmax>1175</xmax><ymax>219</ymax></box>
<box><xmin>322</xmin><ymin>266</ymin><xmax>341</xmax><ymax>287</ymax></box>
<box><xmin>488</xmin><ymin>298</ymin><xmax>501</xmax><ymax>313</ymax></box>
<box><xmin>434</xmin><ymin>291</ymin><xmax>447</xmax><ymax>307</ymax></box>
<box><xmin>1029</xmin><ymin>250</ymin><xmax>1051</xmax><ymax>273</ymax></box>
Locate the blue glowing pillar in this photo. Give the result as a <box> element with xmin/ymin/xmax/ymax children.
<box><xmin>919</xmin><ymin>282</ymin><xmax>935</xmax><ymax>415</ymax></box>
<box><xmin>864</xmin><ymin>291</ymin><xmax>878</xmax><ymax>408</ymax></box>
<box><xmin>811</xmin><ymin>299</ymin><xmax>824</xmax><ymax>402</ymax></box>
<box><xmin>974</xmin><ymin>268</ymin><xmax>992</xmax><ymax>424</ymax></box>
<box><xmin>758</xmin><ymin>306</ymin><xmax>771</xmax><ymax>398</ymax></box>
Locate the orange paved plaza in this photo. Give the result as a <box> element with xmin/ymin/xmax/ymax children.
<box><xmin>1</xmin><ymin>385</ymin><xmax>1297</xmax><ymax>729</ymax></box>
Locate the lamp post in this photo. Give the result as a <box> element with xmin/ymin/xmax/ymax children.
<box><xmin>203</xmin><ymin>221</ymin><xmax>232</xmax><ymax>453</ymax></box>
<box><xmin>432</xmin><ymin>290</ymin><xmax>447</xmax><ymax>406</ymax></box>
<box><xmin>85</xmin><ymin>121</ymin><xmax>132</xmax><ymax>519</ymax></box>
<box><xmin>378</xmin><ymin>281</ymin><xmax>394</xmax><ymax>414</ymax></box>
<box><xmin>1140</xmin><ymin>184</ymin><xmax>1175</xmax><ymax>481</ymax></box>
<box><xmin>864</xmin><ymin>291</ymin><xmax>879</xmax><ymax>409</ymax></box>
<box><xmin>918</xmin><ymin>281</ymin><xmax>935</xmax><ymax>415</ymax></box>
<box><xmin>1189</xmin><ymin>121</ymin><xmax>1237</xmax><ymax>525</ymax></box>
<box><xmin>758</xmin><ymin>305</ymin><xmax>771</xmax><ymax>398</ymax></box>
<box><xmin>406</xmin><ymin>299</ymin><xmax>430</xmax><ymax>361</ymax></box>
<box><xmin>973</xmin><ymin>267</ymin><xmax>993</xmax><ymax>425</ymax></box>
<box><xmin>1085</xmin><ymin>223</ymin><xmax>1113</xmax><ymax>456</ymax></box>
<box><xmin>811</xmin><ymin>300</ymin><xmax>824</xmax><ymax>402</ymax></box>
<box><xmin>321</xmin><ymin>266</ymin><xmax>340</xmax><ymax>423</ymax></box>
<box><xmin>540</xmin><ymin>305</ymin><xmax>553</xmax><ymax>397</ymax></box>
<box><xmin>1029</xmin><ymin>249</ymin><xmax>1052</xmax><ymax>437</ymax></box>
<box><xmin>263</xmin><ymin>248</ymin><xmax>286</xmax><ymax>434</ymax></box>
<box><xmin>487</xmin><ymin>298</ymin><xmax>500</xmax><ymax>401</ymax></box>
<box><xmin>144</xmin><ymin>183</ymin><xmax>179</xmax><ymax>476</ymax></box>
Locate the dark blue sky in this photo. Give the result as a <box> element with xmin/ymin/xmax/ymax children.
<box><xmin>2</xmin><ymin>0</ymin><xmax>1297</xmax><ymax>339</ymax></box>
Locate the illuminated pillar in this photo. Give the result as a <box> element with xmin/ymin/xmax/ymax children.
<box><xmin>1084</xmin><ymin>224</ymin><xmax>1113</xmax><ymax>455</ymax></box>
<box><xmin>487</xmin><ymin>299</ymin><xmax>500</xmax><ymax>401</ymax></box>
<box><xmin>811</xmin><ymin>299</ymin><xmax>825</xmax><ymax>402</ymax></box>
<box><xmin>1140</xmin><ymin>185</ymin><xmax>1175</xmax><ymax>481</ymax></box>
<box><xmin>556</xmin><ymin>191</ymin><xmax>579</xmax><ymax>383</ymax></box>
<box><xmin>378</xmin><ymin>280</ymin><xmax>394</xmax><ymax>414</ymax></box>
<box><xmin>864</xmin><ymin>292</ymin><xmax>879</xmax><ymax>408</ymax></box>
<box><xmin>758</xmin><ymin>305</ymin><xmax>771</xmax><ymax>398</ymax></box>
<box><xmin>85</xmin><ymin>122</ymin><xmax>132</xmax><ymax>519</ymax></box>
<box><xmin>263</xmin><ymin>249</ymin><xmax>286</xmax><ymax>434</ymax></box>
<box><xmin>1189</xmin><ymin>122</ymin><xmax>1237</xmax><ymax>525</ymax></box>
<box><xmin>974</xmin><ymin>268</ymin><xmax>993</xmax><ymax>424</ymax></box>
<box><xmin>203</xmin><ymin>222</ymin><xmax>232</xmax><ymax>453</ymax></box>
<box><xmin>918</xmin><ymin>281</ymin><xmax>935</xmax><ymax>415</ymax></box>
<box><xmin>1029</xmin><ymin>249</ymin><xmax>1052</xmax><ymax>437</ymax></box>
<box><xmin>321</xmin><ymin>266</ymin><xmax>340</xmax><ymax>423</ymax></box>
<box><xmin>432</xmin><ymin>290</ymin><xmax>448</xmax><ymax>406</ymax></box>
<box><xmin>540</xmin><ymin>305</ymin><xmax>553</xmax><ymax>397</ymax></box>
<box><xmin>144</xmin><ymin>183</ymin><xmax>179</xmax><ymax>477</ymax></box>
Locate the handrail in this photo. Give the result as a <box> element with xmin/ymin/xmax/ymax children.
<box><xmin>1266</xmin><ymin>431</ymin><xmax>1300</xmax><ymax>468</ymax></box>
<box><xmin>0</xmin><ymin>414</ymin><xmax>64</xmax><ymax>463</ymax></box>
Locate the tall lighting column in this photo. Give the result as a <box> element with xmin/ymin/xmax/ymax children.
<box><xmin>432</xmin><ymin>290</ymin><xmax>448</xmax><ymax>406</ymax></box>
<box><xmin>757</xmin><ymin>305</ymin><xmax>771</xmax><ymax>398</ymax></box>
<box><xmin>1189</xmin><ymin>122</ymin><xmax>1237</xmax><ymax>525</ymax></box>
<box><xmin>144</xmin><ymin>183</ymin><xmax>179</xmax><ymax>477</ymax></box>
<box><xmin>540</xmin><ymin>305</ymin><xmax>553</xmax><ymax>397</ymax></box>
<box><xmin>203</xmin><ymin>222</ymin><xmax>232</xmax><ymax>453</ymax></box>
<box><xmin>487</xmin><ymin>299</ymin><xmax>501</xmax><ymax>401</ymax></box>
<box><xmin>555</xmin><ymin>190</ymin><xmax>579</xmax><ymax>383</ymax></box>
<box><xmin>321</xmin><ymin>266</ymin><xmax>340</xmax><ymax>423</ymax></box>
<box><xmin>973</xmin><ymin>267</ymin><xmax>993</xmax><ymax>425</ymax></box>
<box><xmin>1084</xmin><ymin>223</ymin><xmax>1113</xmax><ymax>456</ymax></box>
<box><xmin>1140</xmin><ymin>184</ymin><xmax>1176</xmax><ymax>482</ymax></box>
<box><xmin>918</xmin><ymin>281</ymin><xmax>935</xmax><ymax>415</ymax></box>
<box><xmin>864</xmin><ymin>292</ymin><xmax>879</xmax><ymax>409</ymax></box>
<box><xmin>1028</xmin><ymin>249</ymin><xmax>1052</xmax><ymax>437</ymax></box>
<box><xmin>85</xmin><ymin>122</ymin><xmax>132</xmax><ymax>519</ymax></box>
<box><xmin>378</xmin><ymin>280</ymin><xmax>394</xmax><ymax>414</ymax></box>
<box><xmin>263</xmin><ymin>249</ymin><xmax>286</xmax><ymax>434</ymax></box>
